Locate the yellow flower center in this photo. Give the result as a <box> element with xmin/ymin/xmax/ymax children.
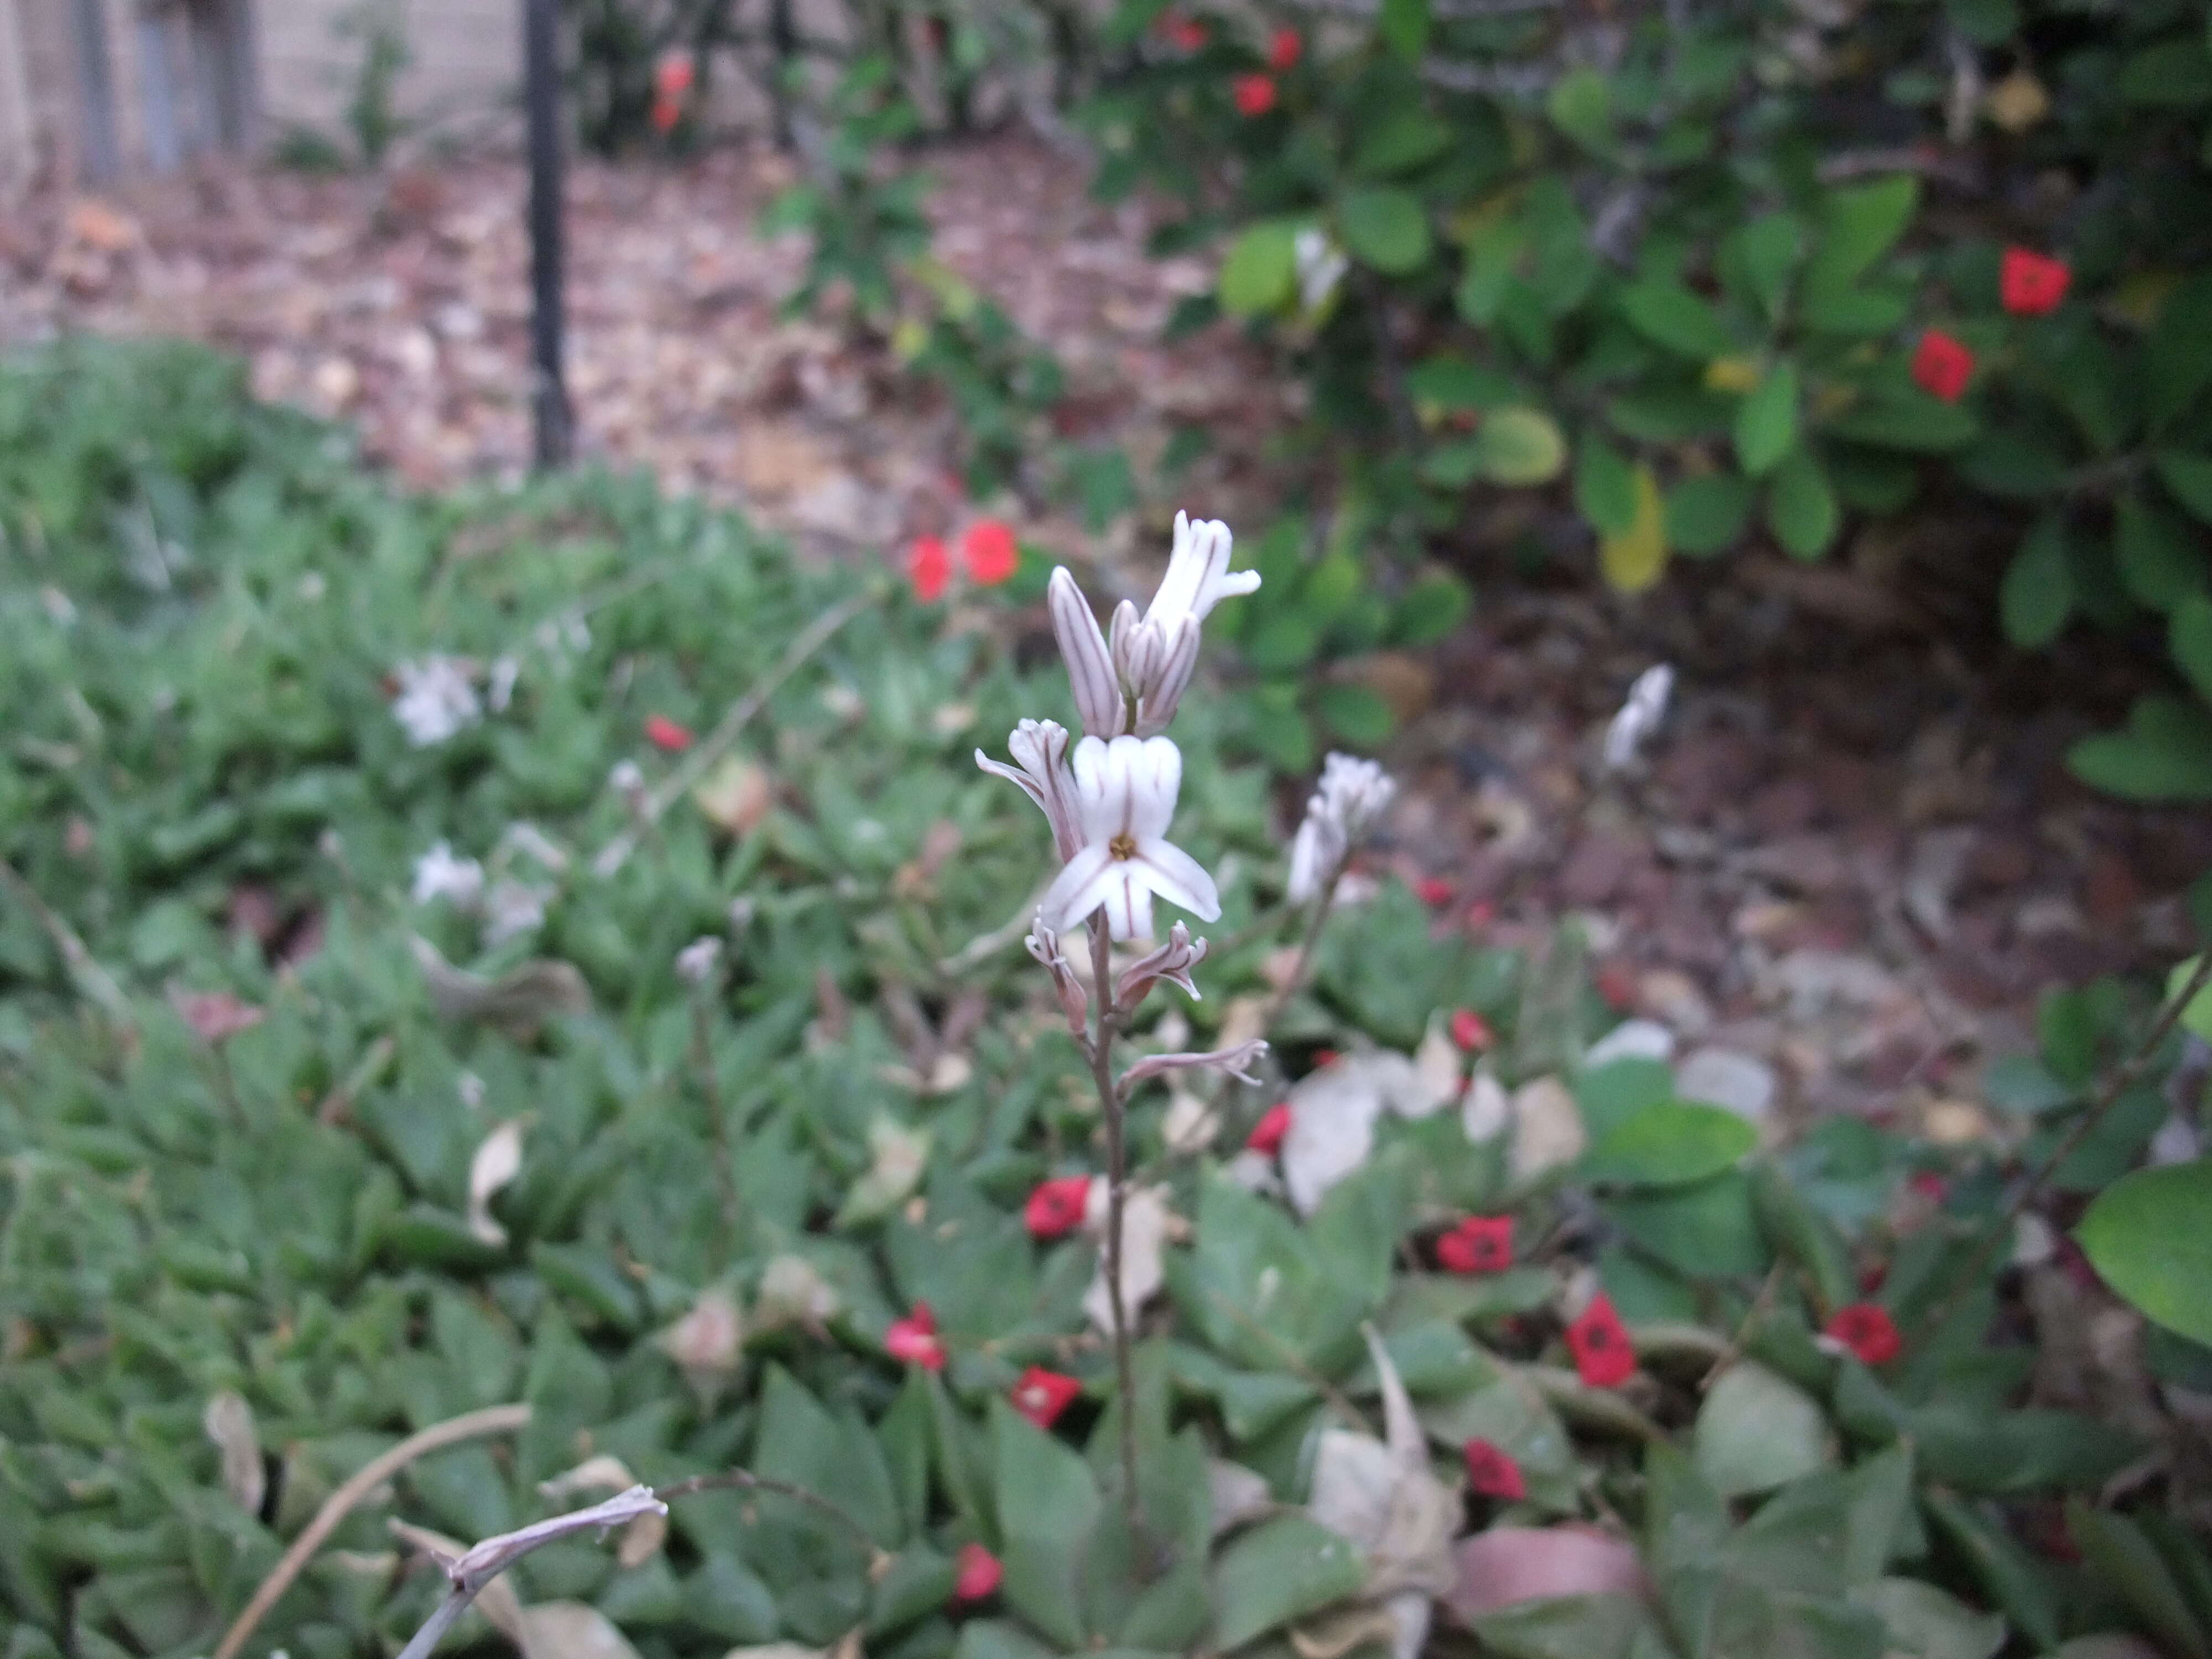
<box><xmin>1109</xmin><ymin>832</ymin><xmax>1138</xmax><ymax>860</ymax></box>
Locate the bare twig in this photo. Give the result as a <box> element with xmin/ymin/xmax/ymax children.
<box><xmin>213</xmin><ymin>1404</ymin><xmax>534</xmax><ymax>1659</ymax></box>
<box><xmin>0</xmin><ymin>857</ymin><xmax>133</xmax><ymax>1030</ymax></box>
<box><xmin>1918</xmin><ymin>952</ymin><xmax>2212</xmax><ymax>1345</ymax></box>
<box><xmin>393</xmin><ymin>1487</ymin><xmax>667</xmax><ymax>1659</ymax></box>
<box><xmin>593</xmin><ymin>586</ymin><xmax>877</xmax><ymax>877</ymax></box>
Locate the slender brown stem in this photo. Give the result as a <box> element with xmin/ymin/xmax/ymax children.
<box><xmin>1261</xmin><ymin>864</ymin><xmax>1343</xmax><ymax>1029</ymax></box>
<box><xmin>1918</xmin><ymin>951</ymin><xmax>2212</xmax><ymax>1344</ymax></box>
<box><xmin>657</xmin><ymin>1468</ymin><xmax>883</xmax><ymax>1559</ymax></box>
<box><xmin>214</xmin><ymin>1404</ymin><xmax>533</xmax><ymax>1659</ymax></box>
<box><xmin>1087</xmin><ymin>918</ymin><xmax>1141</xmax><ymax>1538</ymax></box>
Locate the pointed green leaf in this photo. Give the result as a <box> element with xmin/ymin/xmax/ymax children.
<box><xmin>2001</xmin><ymin>516</ymin><xmax>2074</xmax><ymax>647</ymax></box>
<box><xmin>1735</xmin><ymin>363</ymin><xmax>1801</xmax><ymax>477</ymax></box>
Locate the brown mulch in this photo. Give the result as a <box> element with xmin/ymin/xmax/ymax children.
<box><xmin>5</xmin><ymin>134</ymin><xmax>2205</xmax><ymax>1132</ymax></box>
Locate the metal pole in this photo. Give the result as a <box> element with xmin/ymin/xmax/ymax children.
<box><xmin>524</xmin><ymin>0</ymin><xmax>571</xmax><ymax>468</ymax></box>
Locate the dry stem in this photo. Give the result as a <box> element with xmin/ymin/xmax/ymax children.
<box><xmin>1087</xmin><ymin>918</ymin><xmax>1143</xmax><ymax>1541</ymax></box>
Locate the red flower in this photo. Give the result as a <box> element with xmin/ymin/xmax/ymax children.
<box><xmin>962</xmin><ymin>519</ymin><xmax>1019</xmax><ymax>586</ymax></box>
<box><xmin>1232</xmin><ymin>74</ymin><xmax>1277</xmax><ymax>117</ymax></box>
<box><xmin>1011</xmin><ymin>1366</ymin><xmax>1083</xmax><ymax>1429</ymax></box>
<box><xmin>1448</xmin><ymin>1009</ymin><xmax>1493</xmax><ymax>1052</ymax></box>
<box><xmin>2000</xmin><ymin>247</ymin><xmax>2070</xmax><ymax>316</ymax></box>
<box><xmin>1436</xmin><ymin>1215</ymin><xmax>1514</xmax><ymax>1275</ymax></box>
<box><xmin>644</xmin><ymin>714</ymin><xmax>694</xmax><ymax>752</ymax></box>
<box><xmin>1565</xmin><ymin>1293</ymin><xmax>1635</xmax><ymax>1389</ymax></box>
<box><xmin>1908</xmin><ymin>1171</ymin><xmax>1947</xmax><ymax>1203</ymax></box>
<box><xmin>1156</xmin><ymin>9</ymin><xmax>1208</xmax><ymax>49</ymax></box>
<box><xmin>1824</xmin><ymin>1303</ymin><xmax>1902</xmax><ymax>1366</ymax></box>
<box><xmin>651</xmin><ymin>51</ymin><xmax>693</xmax><ymax>133</ymax></box>
<box><xmin>1463</xmin><ymin>1438</ymin><xmax>1527</xmax><ymax>1501</ymax></box>
<box><xmin>1025</xmin><ymin>1175</ymin><xmax>1092</xmax><ymax>1239</ymax></box>
<box><xmin>1911</xmin><ymin>330</ymin><xmax>1974</xmax><ymax>403</ymax></box>
<box><xmin>1858</xmin><ymin>1260</ymin><xmax>1887</xmax><ymax>1295</ymax></box>
<box><xmin>908</xmin><ymin>535</ymin><xmax>951</xmax><ymax>602</ymax></box>
<box><xmin>1594</xmin><ymin>964</ymin><xmax>1636</xmax><ymax>1012</ymax></box>
<box><xmin>952</xmin><ymin>1542</ymin><xmax>1003</xmax><ymax>1602</ymax></box>
<box><xmin>1267</xmin><ymin>27</ymin><xmax>1302</xmax><ymax>70</ymax></box>
<box><xmin>1312</xmin><ymin>1048</ymin><xmax>1339</xmax><ymax>1068</ymax></box>
<box><xmin>1414</xmin><ymin>876</ymin><xmax>1454</xmax><ymax>907</ymax></box>
<box><xmin>1246</xmin><ymin>1102</ymin><xmax>1291</xmax><ymax>1155</ymax></box>
<box><xmin>885</xmin><ymin>1303</ymin><xmax>946</xmax><ymax>1371</ymax></box>
<box><xmin>1464</xmin><ymin>900</ymin><xmax>1495</xmax><ymax>929</ymax></box>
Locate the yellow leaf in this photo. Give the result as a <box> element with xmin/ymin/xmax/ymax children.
<box><xmin>1703</xmin><ymin>356</ymin><xmax>1763</xmax><ymax>394</ymax></box>
<box><xmin>1984</xmin><ymin>69</ymin><xmax>2049</xmax><ymax>134</ymax></box>
<box><xmin>890</xmin><ymin>318</ymin><xmax>928</xmax><ymax>364</ymax></box>
<box><xmin>1600</xmin><ymin>465</ymin><xmax>1668</xmax><ymax>593</ymax></box>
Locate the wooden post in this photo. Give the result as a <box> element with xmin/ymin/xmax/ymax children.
<box><xmin>524</xmin><ymin>0</ymin><xmax>571</xmax><ymax>468</ymax></box>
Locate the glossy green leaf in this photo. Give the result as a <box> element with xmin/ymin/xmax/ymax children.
<box><xmin>1693</xmin><ymin>1363</ymin><xmax>1833</xmax><ymax>1496</ymax></box>
<box><xmin>1218</xmin><ymin>222</ymin><xmax>1299</xmax><ymax>316</ymax></box>
<box><xmin>1804</xmin><ymin>176</ymin><xmax>1919</xmax><ymax>301</ymax></box>
<box><xmin>1338</xmin><ymin>187</ymin><xmax>1431</xmax><ymax>275</ymax></box>
<box><xmin>1619</xmin><ymin>279</ymin><xmax>1733</xmax><ymax>361</ymax></box>
<box><xmin>1474</xmin><ymin>406</ymin><xmax>1568</xmax><ymax>484</ymax></box>
<box><xmin>1575</xmin><ymin>436</ymin><xmax>1640</xmax><ymax>537</ymax></box>
<box><xmin>2068</xmin><ymin>1504</ymin><xmax>2210</xmax><ymax>1659</ymax></box>
<box><xmin>1547</xmin><ymin>68</ymin><xmax>1613</xmax><ymax>154</ymax></box>
<box><xmin>2069</xmin><ymin>696</ymin><xmax>2212</xmax><ymax>801</ymax></box>
<box><xmin>2077</xmin><ymin>1159</ymin><xmax>2212</xmax><ymax>1346</ymax></box>
<box><xmin>1377</xmin><ymin>0</ymin><xmax>1428</xmax><ymax>57</ymax></box>
<box><xmin>1735</xmin><ymin>363</ymin><xmax>1801</xmax><ymax>477</ymax></box>
<box><xmin>2158</xmin><ymin>450</ymin><xmax>2212</xmax><ymax>524</ymax></box>
<box><xmin>1666</xmin><ymin>472</ymin><xmax>1755</xmax><ymax>557</ymax></box>
<box><xmin>2115</xmin><ymin>492</ymin><xmax>2207</xmax><ymax>612</ymax></box>
<box><xmin>1584</xmin><ymin>1103</ymin><xmax>1757</xmax><ymax>1189</ymax></box>
<box><xmin>1767</xmin><ymin>447</ymin><xmax>1839</xmax><ymax>559</ymax></box>
<box><xmin>1208</xmin><ymin>1515</ymin><xmax>1365</xmax><ymax>1649</ymax></box>
<box><xmin>2000</xmin><ymin>516</ymin><xmax>2074</xmax><ymax>647</ymax></box>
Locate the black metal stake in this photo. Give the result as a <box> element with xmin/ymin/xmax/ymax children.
<box><xmin>525</xmin><ymin>0</ymin><xmax>572</xmax><ymax>468</ymax></box>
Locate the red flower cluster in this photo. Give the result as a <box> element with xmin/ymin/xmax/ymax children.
<box><xmin>644</xmin><ymin>713</ymin><xmax>694</xmax><ymax>752</ymax></box>
<box><xmin>651</xmin><ymin>51</ymin><xmax>694</xmax><ymax>134</ymax></box>
<box><xmin>1912</xmin><ymin>330</ymin><xmax>1974</xmax><ymax>403</ymax></box>
<box><xmin>2000</xmin><ymin>247</ymin><xmax>2070</xmax><ymax>316</ymax></box>
<box><xmin>885</xmin><ymin>1303</ymin><xmax>946</xmax><ymax>1370</ymax></box>
<box><xmin>1436</xmin><ymin>1215</ymin><xmax>1514</xmax><ymax>1275</ymax></box>
<box><xmin>1025</xmin><ymin>1175</ymin><xmax>1091</xmax><ymax>1239</ymax></box>
<box><xmin>907</xmin><ymin>519</ymin><xmax>1019</xmax><ymax>600</ymax></box>
<box><xmin>1011</xmin><ymin>1366</ymin><xmax>1083</xmax><ymax>1429</ymax></box>
<box><xmin>1267</xmin><ymin>27</ymin><xmax>1302</xmax><ymax>70</ymax></box>
<box><xmin>1246</xmin><ymin>1101</ymin><xmax>1291</xmax><ymax>1155</ymax></box>
<box><xmin>1824</xmin><ymin>1302</ymin><xmax>1902</xmax><ymax>1366</ymax></box>
<box><xmin>1413</xmin><ymin>876</ymin><xmax>1454</xmax><ymax>907</ymax></box>
<box><xmin>1232</xmin><ymin>74</ymin><xmax>1277</xmax><ymax>117</ymax></box>
<box><xmin>1565</xmin><ymin>1292</ymin><xmax>1635</xmax><ymax>1388</ymax></box>
<box><xmin>1448</xmin><ymin>1008</ymin><xmax>1493</xmax><ymax>1051</ymax></box>
<box><xmin>1463</xmin><ymin>1438</ymin><xmax>1526</xmax><ymax>1501</ymax></box>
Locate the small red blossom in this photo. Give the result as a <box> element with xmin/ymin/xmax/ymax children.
<box><xmin>1464</xmin><ymin>900</ymin><xmax>1495</xmax><ymax>929</ymax></box>
<box><xmin>1025</xmin><ymin>1175</ymin><xmax>1092</xmax><ymax>1239</ymax></box>
<box><xmin>1232</xmin><ymin>73</ymin><xmax>1277</xmax><ymax>117</ymax></box>
<box><xmin>1436</xmin><ymin>1215</ymin><xmax>1514</xmax><ymax>1275</ymax></box>
<box><xmin>1448</xmin><ymin>1008</ymin><xmax>1493</xmax><ymax>1052</ymax></box>
<box><xmin>1911</xmin><ymin>330</ymin><xmax>1974</xmax><ymax>403</ymax></box>
<box><xmin>1463</xmin><ymin>1438</ymin><xmax>1527</xmax><ymax>1501</ymax></box>
<box><xmin>1011</xmin><ymin>1366</ymin><xmax>1083</xmax><ymax>1429</ymax></box>
<box><xmin>962</xmin><ymin>519</ymin><xmax>1019</xmax><ymax>586</ymax></box>
<box><xmin>651</xmin><ymin>51</ymin><xmax>693</xmax><ymax>134</ymax></box>
<box><xmin>2000</xmin><ymin>247</ymin><xmax>2070</xmax><ymax>316</ymax></box>
<box><xmin>1312</xmin><ymin>1047</ymin><xmax>1339</xmax><ymax>1068</ymax></box>
<box><xmin>1908</xmin><ymin>1171</ymin><xmax>1948</xmax><ymax>1203</ymax></box>
<box><xmin>644</xmin><ymin>714</ymin><xmax>695</xmax><ymax>752</ymax></box>
<box><xmin>1155</xmin><ymin>9</ymin><xmax>1208</xmax><ymax>49</ymax></box>
<box><xmin>1824</xmin><ymin>1303</ymin><xmax>1902</xmax><ymax>1366</ymax></box>
<box><xmin>1594</xmin><ymin>964</ymin><xmax>1636</xmax><ymax>1012</ymax></box>
<box><xmin>952</xmin><ymin>1542</ymin><xmax>1003</xmax><ymax>1602</ymax></box>
<box><xmin>1566</xmin><ymin>1293</ymin><xmax>1636</xmax><ymax>1389</ymax></box>
<box><xmin>1246</xmin><ymin>1102</ymin><xmax>1291</xmax><ymax>1156</ymax></box>
<box><xmin>1414</xmin><ymin>875</ymin><xmax>1455</xmax><ymax>907</ymax></box>
<box><xmin>885</xmin><ymin>1303</ymin><xmax>946</xmax><ymax>1371</ymax></box>
<box><xmin>1858</xmin><ymin>1260</ymin><xmax>1888</xmax><ymax>1295</ymax></box>
<box><xmin>907</xmin><ymin>535</ymin><xmax>952</xmax><ymax>602</ymax></box>
<box><xmin>1267</xmin><ymin>26</ymin><xmax>1302</xmax><ymax>70</ymax></box>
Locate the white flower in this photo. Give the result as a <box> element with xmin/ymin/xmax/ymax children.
<box><xmin>675</xmin><ymin>936</ymin><xmax>723</xmax><ymax>986</ymax></box>
<box><xmin>487</xmin><ymin>655</ymin><xmax>521</xmax><ymax>712</ymax></box>
<box><xmin>1286</xmin><ymin>753</ymin><xmax>1396</xmax><ymax>903</ymax></box>
<box><xmin>1046</xmin><ymin>512</ymin><xmax>1259</xmax><ymax>740</ymax></box>
<box><xmin>391</xmin><ymin>656</ymin><xmax>482</xmax><ymax>747</ymax></box>
<box><xmin>609</xmin><ymin>759</ymin><xmax>646</xmax><ymax>797</ymax></box>
<box><xmin>411</xmin><ymin>841</ymin><xmax>486</xmax><ymax>908</ymax></box>
<box><xmin>975</xmin><ymin>718</ymin><xmax>1083</xmax><ymax>861</ymax></box>
<box><xmin>483</xmin><ymin>880</ymin><xmax>547</xmax><ymax>946</ymax></box>
<box><xmin>1603</xmin><ymin>663</ymin><xmax>1674</xmax><ymax>771</ymax></box>
<box><xmin>1039</xmin><ymin>735</ymin><xmax>1221</xmax><ymax>941</ymax></box>
<box><xmin>1293</xmin><ymin>228</ymin><xmax>1349</xmax><ymax>316</ymax></box>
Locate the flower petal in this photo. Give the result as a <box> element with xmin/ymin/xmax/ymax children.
<box><xmin>1050</xmin><ymin>568</ymin><xmax>1125</xmax><ymax>738</ymax></box>
<box><xmin>1126</xmin><ymin>737</ymin><xmax>1183</xmax><ymax>840</ymax></box>
<box><xmin>1039</xmin><ymin>841</ymin><xmax>1115</xmax><ymax>932</ymax></box>
<box><xmin>1133</xmin><ymin>836</ymin><xmax>1220</xmax><ymax>922</ymax></box>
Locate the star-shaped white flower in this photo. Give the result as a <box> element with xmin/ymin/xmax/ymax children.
<box><xmin>1286</xmin><ymin>752</ymin><xmax>1396</xmax><ymax>902</ymax></box>
<box><xmin>1040</xmin><ymin>735</ymin><xmax>1221</xmax><ymax>941</ymax></box>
